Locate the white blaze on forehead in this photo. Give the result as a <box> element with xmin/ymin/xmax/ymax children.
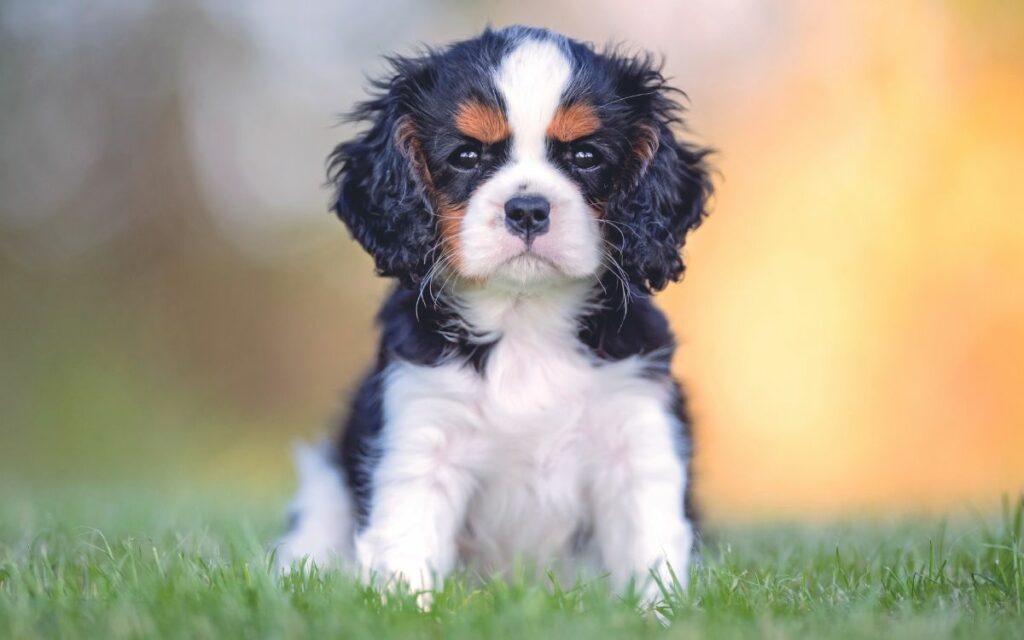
<box><xmin>495</xmin><ymin>39</ymin><xmax>572</xmax><ymax>163</ymax></box>
<box><xmin>459</xmin><ymin>36</ymin><xmax>599</xmax><ymax>284</ymax></box>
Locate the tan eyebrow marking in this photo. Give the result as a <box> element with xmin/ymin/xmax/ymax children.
<box><xmin>454</xmin><ymin>100</ymin><xmax>510</xmax><ymax>144</ymax></box>
<box><xmin>547</xmin><ymin>102</ymin><xmax>601</xmax><ymax>142</ymax></box>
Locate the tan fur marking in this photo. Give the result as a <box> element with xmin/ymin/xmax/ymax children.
<box><xmin>627</xmin><ymin>123</ymin><xmax>661</xmax><ymax>188</ymax></box>
<box><xmin>395</xmin><ymin>116</ymin><xmax>434</xmax><ymax>189</ymax></box>
<box><xmin>454</xmin><ymin>101</ymin><xmax>510</xmax><ymax>144</ymax></box>
<box><xmin>396</xmin><ymin>117</ymin><xmax>468</xmax><ymax>272</ymax></box>
<box><xmin>437</xmin><ymin>202</ymin><xmax>467</xmax><ymax>270</ymax></box>
<box><xmin>547</xmin><ymin>103</ymin><xmax>601</xmax><ymax>142</ymax></box>
<box><xmin>633</xmin><ymin>123</ymin><xmax>660</xmax><ymax>168</ymax></box>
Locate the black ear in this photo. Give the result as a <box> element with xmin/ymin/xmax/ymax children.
<box><xmin>604</xmin><ymin>54</ymin><xmax>713</xmax><ymax>293</ymax></box>
<box><xmin>327</xmin><ymin>56</ymin><xmax>437</xmax><ymax>286</ymax></box>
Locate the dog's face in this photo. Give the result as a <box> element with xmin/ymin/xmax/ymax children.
<box><xmin>330</xmin><ymin>26</ymin><xmax>711</xmax><ymax>293</ymax></box>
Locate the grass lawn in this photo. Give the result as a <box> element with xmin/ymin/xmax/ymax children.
<box><xmin>0</xmin><ymin>489</ymin><xmax>1021</xmax><ymax>639</ymax></box>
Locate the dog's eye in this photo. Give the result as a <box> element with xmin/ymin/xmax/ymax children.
<box><xmin>448</xmin><ymin>144</ymin><xmax>482</xmax><ymax>171</ymax></box>
<box><xmin>569</xmin><ymin>144</ymin><xmax>602</xmax><ymax>170</ymax></box>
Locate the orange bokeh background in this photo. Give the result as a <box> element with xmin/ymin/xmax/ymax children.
<box><xmin>671</xmin><ymin>1</ymin><xmax>1024</xmax><ymax>514</ymax></box>
<box><xmin>671</xmin><ymin>2</ymin><xmax>1024</xmax><ymax>515</ymax></box>
<box><xmin>0</xmin><ymin>1</ymin><xmax>1021</xmax><ymax>518</ymax></box>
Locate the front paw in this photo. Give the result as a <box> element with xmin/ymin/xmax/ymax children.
<box><xmin>636</xmin><ymin>558</ymin><xmax>690</xmax><ymax>608</ymax></box>
<box><xmin>356</xmin><ymin>538</ymin><xmax>438</xmax><ymax>609</ymax></box>
<box><xmin>378</xmin><ymin>567</ymin><xmax>438</xmax><ymax>611</ymax></box>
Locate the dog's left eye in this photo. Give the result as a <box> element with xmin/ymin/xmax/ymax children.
<box><xmin>448</xmin><ymin>144</ymin><xmax>482</xmax><ymax>171</ymax></box>
<box><xmin>569</xmin><ymin>144</ymin><xmax>603</xmax><ymax>170</ymax></box>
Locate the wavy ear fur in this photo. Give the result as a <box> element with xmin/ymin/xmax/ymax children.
<box><xmin>327</xmin><ymin>56</ymin><xmax>437</xmax><ymax>286</ymax></box>
<box><xmin>604</xmin><ymin>53</ymin><xmax>714</xmax><ymax>293</ymax></box>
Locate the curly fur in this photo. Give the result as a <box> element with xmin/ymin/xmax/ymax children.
<box><xmin>328</xmin><ymin>29</ymin><xmax>712</xmax><ymax>291</ymax></box>
<box><xmin>280</xmin><ymin>26</ymin><xmax>715</xmax><ymax>605</ymax></box>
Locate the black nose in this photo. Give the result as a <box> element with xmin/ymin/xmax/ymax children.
<box><xmin>504</xmin><ymin>195</ymin><xmax>550</xmax><ymax>242</ymax></box>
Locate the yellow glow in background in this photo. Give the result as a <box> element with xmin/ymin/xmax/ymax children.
<box><xmin>0</xmin><ymin>1</ymin><xmax>1021</xmax><ymax>518</ymax></box>
<box><xmin>674</xmin><ymin>2</ymin><xmax>1024</xmax><ymax>516</ymax></box>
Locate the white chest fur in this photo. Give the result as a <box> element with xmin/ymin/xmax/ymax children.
<box><xmin>376</xmin><ymin>283</ymin><xmax>682</xmax><ymax>578</ymax></box>
<box><xmin>280</xmin><ymin>282</ymin><xmax>695</xmax><ymax>599</ymax></box>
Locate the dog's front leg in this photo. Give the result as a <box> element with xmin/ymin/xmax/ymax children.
<box><xmin>590</xmin><ymin>399</ymin><xmax>695</xmax><ymax>604</ymax></box>
<box><xmin>354</xmin><ymin>425</ymin><xmax>475</xmax><ymax>600</ymax></box>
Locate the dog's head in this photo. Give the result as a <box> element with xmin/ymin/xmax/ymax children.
<box><xmin>329</xmin><ymin>26</ymin><xmax>712</xmax><ymax>293</ymax></box>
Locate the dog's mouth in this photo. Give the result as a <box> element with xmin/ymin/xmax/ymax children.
<box><xmin>489</xmin><ymin>249</ymin><xmax>564</xmax><ymax>284</ymax></box>
<box><xmin>506</xmin><ymin>247</ymin><xmax>567</xmax><ymax>273</ymax></box>
<box><xmin>507</xmin><ymin>248</ymin><xmax>556</xmax><ymax>267</ymax></box>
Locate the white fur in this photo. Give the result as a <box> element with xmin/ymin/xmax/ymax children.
<box><xmin>497</xmin><ymin>38</ymin><xmax>571</xmax><ymax>166</ymax></box>
<box><xmin>459</xmin><ymin>38</ymin><xmax>602</xmax><ymax>286</ymax></box>
<box><xmin>278</xmin><ymin>36</ymin><xmax>693</xmax><ymax>602</ymax></box>
<box><xmin>280</xmin><ymin>282</ymin><xmax>694</xmax><ymax>601</ymax></box>
<box><xmin>275</xmin><ymin>443</ymin><xmax>354</xmax><ymax>573</ymax></box>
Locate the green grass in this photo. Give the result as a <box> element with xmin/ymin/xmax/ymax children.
<box><xmin>1</xmin><ymin>490</ymin><xmax>1021</xmax><ymax>639</ymax></box>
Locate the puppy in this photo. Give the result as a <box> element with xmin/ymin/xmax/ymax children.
<box><xmin>277</xmin><ymin>25</ymin><xmax>713</xmax><ymax>602</ymax></box>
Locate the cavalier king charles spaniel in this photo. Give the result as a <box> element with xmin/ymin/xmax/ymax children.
<box><xmin>277</xmin><ymin>25</ymin><xmax>713</xmax><ymax>603</ymax></box>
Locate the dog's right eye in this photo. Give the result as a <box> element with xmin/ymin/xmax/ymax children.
<box><xmin>448</xmin><ymin>144</ymin><xmax>482</xmax><ymax>171</ymax></box>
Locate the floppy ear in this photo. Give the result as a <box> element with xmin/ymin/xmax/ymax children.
<box><xmin>327</xmin><ymin>56</ymin><xmax>438</xmax><ymax>286</ymax></box>
<box><xmin>604</xmin><ymin>55</ymin><xmax>713</xmax><ymax>293</ymax></box>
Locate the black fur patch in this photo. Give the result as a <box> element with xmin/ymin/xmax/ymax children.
<box><xmin>328</xmin><ymin>25</ymin><xmax>712</xmax><ymax>293</ymax></box>
<box><xmin>335</xmin><ymin>280</ymin><xmax>698</xmax><ymax>530</ymax></box>
<box><xmin>326</xmin><ymin>25</ymin><xmax>709</xmax><ymax>536</ymax></box>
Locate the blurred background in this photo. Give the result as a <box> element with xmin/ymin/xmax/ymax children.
<box><xmin>1</xmin><ymin>0</ymin><xmax>1022</xmax><ymax>520</ymax></box>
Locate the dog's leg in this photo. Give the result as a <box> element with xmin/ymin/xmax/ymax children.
<box><xmin>275</xmin><ymin>443</ymin><xmax>354</xmax><ymax>574</ymax></box>
<box><xmin>589</xmin><ymin>398</ymin><xmax>694</xmax><ymax>604</ymax></box>
<box><xmin>354</xmin><ymin>426</ymin><xmax>475</xmax><ymax>601</ymax></box>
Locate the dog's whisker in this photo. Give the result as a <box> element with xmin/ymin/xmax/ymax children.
<box><xmin>282</xmin><ymin>26</ymin><xmax>711</xmax><ymax>594</ymax></box>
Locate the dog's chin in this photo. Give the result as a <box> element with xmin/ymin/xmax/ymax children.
<box><xmin>471</xmin><ymin>250</ymin><xmax>592</xmax><ymax>291</ymax></box>
<box><xmin>493</xmin><ymin>251</ymin><xmax>560</xmax><ymax>284</ymax></box>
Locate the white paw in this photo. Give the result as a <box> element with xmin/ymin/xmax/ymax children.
<box><xmin>635</xmin><ymin>557</ymin><xmax>690</xmax><ymax>608</ymax></box>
